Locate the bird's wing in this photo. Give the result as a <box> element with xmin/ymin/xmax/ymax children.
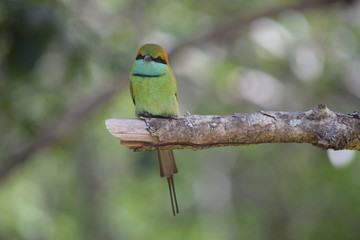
<box><xmin>130</xmin><ymin>80</ymin><xmax>135</xmax><ymax>105</ymax></box>
<box><xmin>169</xmin><ymin>69</ymin><xmax>178</xmax><ymax>100</ymax></box>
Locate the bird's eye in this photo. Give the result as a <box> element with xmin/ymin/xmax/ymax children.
<box><xmin>154</xmin><ymin>56</ymin><xmax>167</xmax><ymax>64</ymax></box>
<box><xmin>136</xmin><ymin>55</ymin><xmax>144</xmax><ymax>60</ymax></box>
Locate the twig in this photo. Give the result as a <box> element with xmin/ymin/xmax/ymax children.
<box><xmin>105</xmin><ymin>105</ymin><xmax>360</xmax><ymax>151</ymax></box>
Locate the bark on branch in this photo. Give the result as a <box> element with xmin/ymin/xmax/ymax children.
<box><xmin>105</xmin><ymin>105</ymin><xmax>360</xmax><ymax>151</ymax></box>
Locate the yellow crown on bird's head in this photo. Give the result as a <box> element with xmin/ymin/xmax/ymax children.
<box><xmin>136</xmin><ymin>43</ymin><xmax>169</xmax><ymax>65</ymax></box>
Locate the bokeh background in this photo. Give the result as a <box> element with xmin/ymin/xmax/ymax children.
<box><xmin>1</xmin><ymin>0</ymin><xmax>360</xmax><ymax>239</ymax></box>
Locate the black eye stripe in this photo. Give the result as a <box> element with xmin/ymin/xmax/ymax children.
<box><xmin>154</xmin><ymin>56</ymin><xmax>167</xmax><ymax>64</ymax></box>
<box><xmin>135</xmin><ymin>55</ymin><xmax>167</xmax><ymax>64</ymax></box>
<box><xmin>136</xmin><ymin>55</ymin><xmax>144</xmax><ymax>60</ymax></box>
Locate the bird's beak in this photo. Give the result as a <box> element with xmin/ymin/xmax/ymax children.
<box><xmin>144</xmin><ymin>55</ymin><xmax>152</xmax><ymax>62</ymax></box>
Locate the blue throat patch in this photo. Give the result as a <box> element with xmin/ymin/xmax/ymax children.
<box><xmin>132</xmin><ymin>59</ymin><xmax>167</xmax><ymax>77</ymax></box>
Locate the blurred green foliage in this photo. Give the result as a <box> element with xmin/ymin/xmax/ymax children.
<box><xmin>1</xmin><ymin>0</ymin><xmax>360</xmax><ymax>239</ymax></box>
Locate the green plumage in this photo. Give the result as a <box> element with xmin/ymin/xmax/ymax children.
<box><xmin>130</xmin><ymin>66</ymin><xmax>179</xmax><ymax>117</ymax></box>
<box><xmin>129</xmin><ymin>43</ymin><xmax>180</xmax><ymax>215</ymax></box>
<box><xmin>130</xmin><ymin>43</ymin><xmax>179</xmax><ymax>117</ymax></box>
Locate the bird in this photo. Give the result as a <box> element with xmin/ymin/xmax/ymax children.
<box><xmin>129</xmin><ymin>43</ymin><xmax>180</xmax><ymax>216</ymax></box>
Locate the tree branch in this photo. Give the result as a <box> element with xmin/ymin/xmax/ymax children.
<box><xmin>105</xmin><ymin>105</ymin><xmax>360</xmax><ymax>151</ymax></box>
<box><xmin>1</xmin><ymin>0</ymin><xmax>352</xmax><ymax>181</ymax></box>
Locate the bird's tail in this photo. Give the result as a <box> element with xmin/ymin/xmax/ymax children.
<box><xmin>158</xmin><ymin>149</ymin><xmax>179</xmax><ymax>215</ymax></box>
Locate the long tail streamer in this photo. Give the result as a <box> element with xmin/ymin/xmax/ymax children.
<box><xmin>167</xmin><ymin>176</ymin><xmax>179</xmax><ymax>216</ymax></box>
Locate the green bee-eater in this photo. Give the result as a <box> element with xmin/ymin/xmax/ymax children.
<box><xmin>130</xmin><ymin>43</ymin><xmax>180</xmax><ymax>215</ymax></box>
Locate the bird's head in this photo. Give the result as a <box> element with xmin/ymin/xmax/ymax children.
<box><xmin>135</xmin><ymin>44</ymin><xmax>169</xmax><ymax>65</ymax></box>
